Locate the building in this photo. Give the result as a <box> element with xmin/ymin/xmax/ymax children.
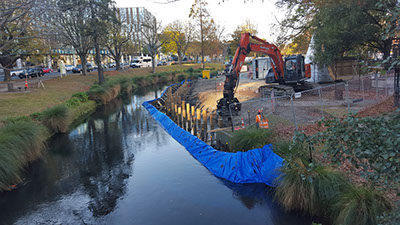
<box><xmin>117</xmin><ymin>7</ymin><xmax>155</xmax><ymax>57</ymax></box>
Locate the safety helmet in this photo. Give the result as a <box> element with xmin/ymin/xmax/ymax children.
<box><xmin>258</xmin><ymin>110</ymin><xmax>262</xmax><ymax>114</ymax></box>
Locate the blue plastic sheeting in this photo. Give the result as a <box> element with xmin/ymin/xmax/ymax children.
<box><xmin>142</xmin><ymin>86</ymin><xmax>284</xmax><ymax>187</ymax></box>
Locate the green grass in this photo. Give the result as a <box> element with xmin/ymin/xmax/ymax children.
<box><xmin>40</xmin><ymin>104</ymin><xmax>70</xmax><ymax>133</ymax></box>
<box><xmin>0</xmin><ymin>121</ymin><xmax>48</xmax><ymax>190</ymax></box>
<box><xmin>231</xmin><ymin>127</ymin><xmax>274</xmax><ymax>152</ymax></box>
<box><xmin>332</xmin><ymin>185</ymin><xmax>392</xmax><ymax>225</ymax></box>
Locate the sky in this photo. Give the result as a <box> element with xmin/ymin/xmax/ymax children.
<box><xmin>114</xmin><ymin>0</ymin><xmax>285</xmax><ymax>42</ymax></box>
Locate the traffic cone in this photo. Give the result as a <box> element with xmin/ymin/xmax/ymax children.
<box><xmin>241</xmin><ymin>118</ymin><xmax>245</xmax><ymax>128</ymax></box>
<box><xmin>24</xmin><ymin>79</ymin><xmax>29</xmax><ymax>90</ymax></box>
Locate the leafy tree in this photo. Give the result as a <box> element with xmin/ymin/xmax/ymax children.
<box><xmin>276</xmin><ymin>0</ymin><xmax>398</xmax><ymax>66</ymax></box>
<box><xmin>165</xmin><ymin>20</ymin><xmax>194</xmax><ymax>64</ymax></box>
<box><xmin>53</xmin><ymin>0</ymin><xmax>92</xmax><ymax>75</ymax></box>
<box><xmin>229</xmin><ymin>19</ymin><xmax>258</xmax><ymax>56</ymax></box>
<box><xmin>141</xmin><ymin>13</ymin><xmax>165</xmax><ymax>73</ymax></box>
<box><xmin>0</xmin><ymin>0</ymin><xmax>39</xmax><ymax>81</ymax></box>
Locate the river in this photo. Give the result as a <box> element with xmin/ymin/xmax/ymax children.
<box><xmin>0</xmin><ymin>86</ymin><xmax>310</xmax><ymax>225</ymax></box>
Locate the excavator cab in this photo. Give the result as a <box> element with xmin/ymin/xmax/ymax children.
<box><xmin>284</xmin><ymin>55</ymin><xmax>306</xmax><ymax>83</ymax></box>
<box><xmin>265</xmin><ymin>54</ymin><xmax>307</xmax><ymax>84</ymax></box>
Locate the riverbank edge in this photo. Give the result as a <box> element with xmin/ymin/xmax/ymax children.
<box><xmin>0</xmin><ymin>65</ymin><xmax>222</xmax><ymax>191</ymax></box>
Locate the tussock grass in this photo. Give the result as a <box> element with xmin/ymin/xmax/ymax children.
<box><xmin>275</xmin><ymin>161</ymin><xmax>350</xmax><ymax>216</ymax></box>
<box><xmin>231</xmin><ymin>128</ymin><xmax>274</xmax><ymax>152</ymax></box>
<box><xmin>332</xmin><ymin>185</ymin><xmax>392</xmax><ymax>225</ymax></box>
<box><xmin>40</xmin><ymin>104</ymin><xmax>70</xmax><ymax>133</ymax></box>
<box><xmin>0</xmin><ymin>121</ymin><xmax>48</xmax><ymax>190</ymax></box>
<box><xmin>88</xmin><ymin>83</ymin><xmax>121</xmax><ymax>104</ymax></box>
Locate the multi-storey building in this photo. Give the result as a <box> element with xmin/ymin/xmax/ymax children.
<box><xmin>117</xmin><ymin>7</ymin><xmax>155</xmax><ymax>56</ymax></box>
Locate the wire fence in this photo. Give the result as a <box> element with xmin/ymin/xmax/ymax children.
<box><xmin>228</xmin><ymin>73</ymin><xmax>395</xmax><ymax>131</ymax></box>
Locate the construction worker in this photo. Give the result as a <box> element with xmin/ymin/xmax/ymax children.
<box><xmin>256</xmin><ymin>110</ymin><xmax>269</xmax><ymax>129</ymax></box>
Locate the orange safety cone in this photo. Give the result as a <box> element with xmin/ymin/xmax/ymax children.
<box><xmin>241</xmin><ymin>118</ymin><xmax>245</xmax><ymax>128</ymax></box>
<box><xmin>24</xmin><ymin>79</ymin><xmax>29</xmax><ymax>90</ymax></box>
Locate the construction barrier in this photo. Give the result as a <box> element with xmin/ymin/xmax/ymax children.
<box><xmin>142</xmin><ymin>82</ymin><xmax>283</xmax><ymax>187</ymax></box>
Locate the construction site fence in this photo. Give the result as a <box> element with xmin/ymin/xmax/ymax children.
<box><xmin>228</xmin><ymin>73</ymin><xmax>395</xmax><ymax>131</ymax></box>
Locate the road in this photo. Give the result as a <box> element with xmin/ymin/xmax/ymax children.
<box><xmin>0</xmin><ymin>67</ymin><xmax>121</xmax><ymax>92</ymax></box>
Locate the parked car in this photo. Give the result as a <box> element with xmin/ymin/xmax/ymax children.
<box><xmin>72</xmin><ymin>63</ymin><xmax>94</xmax><ymax>73</ymax></box>
<box><xmin>108</xmin><ymin>62</ymin><xmax>116</xmax><ymax>68</ymax></box>
<box><xmin>18</xmin><ymin>68</ymin><xmax>44</xmax><ymax>79</ymax></box>
<box><xmin>41</xmin><ymin>67</ymin><xmax>53</xmax><ymax>73</ymax></box>
<box><xmin>130</xmin><ymin>59</ymin><xmax>141</xmax><ymax>68</ymax></box>
<box><xmin>58</xmin><ymin>65</ymin><xmax>74</xmax><ymax>72</ymax></box>
<box><xmin>11</xmin><ymin>69</ymin><xmax>24</xmax><ymax>77</ymax></box>
<box><xmin>157</xmin><ymin>61</ymin><xmax>167</xmax><ymax>66</ymax></box>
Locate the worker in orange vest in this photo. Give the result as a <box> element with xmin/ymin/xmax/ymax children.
<box><xmin>256</xmin><ymin>110</ymin><xmax>269</xmax><ymax>129</ymax></box>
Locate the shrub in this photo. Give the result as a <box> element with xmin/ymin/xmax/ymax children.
<box><xmin>71</xmin><ymin>92</ymin><xmax>89</xmax><ymax>102</ymax></box>
<box><xmin>332</xmin><ymin>185</ymin><xmax>392</xmax><ymax>225</ymax></box>
<box><xmin>177</xmin><ymin>74</ymin><xmax>186</xmax><ymax>82</ymax></box>
<box><xmin>275</xmin><ymin>162</ymin><xmax>350</xmax><ymax>217</ymax></box>
<box><xmin>0</xmin><ymin>121</ymin><xmax>47</xmax><ymax>190</ymax></box>
<box><xmin>272</xmin><ymin>140</ymin><xmax>309</xmax><ymax>161</ymax></box>
<box><xmin>231</xmin><ymin>127</ymin><xmax>273</xmax><ymax>152</ymax></box>
<box><xmin>311</xmin><ymin>116</ymin><xmax>400</xmax><ymax>189</ymax></box>
<box><xmin>40</xmin><ymin>104</ymin><xmax>70</xmax><ymax>133</ymax></box>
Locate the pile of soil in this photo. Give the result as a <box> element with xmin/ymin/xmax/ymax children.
<box><xmin>357</xmin><ymin>96</ymin><xmax>397</xmax><ymax>117</ymax></box>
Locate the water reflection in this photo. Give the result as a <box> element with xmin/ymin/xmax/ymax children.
<box><xmin>0</xmin><ymin>84</ymin><xmax>310</xmax><ymax>225</ymax></box>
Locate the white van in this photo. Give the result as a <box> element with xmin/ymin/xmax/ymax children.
<box><xmin>141</xmin><ymin>56</ymin><xmax>152</xmax><ymax>68</ymax></box>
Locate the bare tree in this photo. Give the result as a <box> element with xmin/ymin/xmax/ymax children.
<box><xmin>53</xmin><ymin>0</ymin><xmax>92</xmax><ymax>75</ymax></box>
<box><xmin>105</xmin><ymin>8</ymin><xmax>133</xmax><ymax>71</ymax></box>
<box><xmin>141</xmin><ymin>13</ymin><xmax>165</xmax><ymax>73</ymax></box>
<box><xmin>166</xmin><ymin>20</ymin><xmax>194</xmax><ymax>64</ymax></box>
<box><xmin>0</xmin><ymin>0</ymin><xmax>36</xmax><ymax>81</ymax></box>
<box><xmin>88</xmin><ymin>0</ymin><xmax>116</xmax><ymax>84</ymax></box>
<box><xmin>189</xmin><ymin>0</ymin><xmax>213</xmax><ymax>69</ymax></box>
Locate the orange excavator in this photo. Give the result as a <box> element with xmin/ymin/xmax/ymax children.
<box><xmin>216</xmin><ymin>33</ymin><xmax>312</xmax><ymax>117</ymax></box>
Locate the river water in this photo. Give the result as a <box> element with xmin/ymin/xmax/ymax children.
<box><xmin>0</xmin><ymin>86</ymin><xmax>310</xmax><ymax>225</ymax></box>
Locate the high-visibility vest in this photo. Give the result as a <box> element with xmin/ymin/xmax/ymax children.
<box><xmin>256</xmin><ymin>114</ymin><xmax>269</xmax><ymax>129</ymax></box>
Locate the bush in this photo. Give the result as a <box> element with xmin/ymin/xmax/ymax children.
<box><xmin>332</xmin><ymin>185</ymin><xmax>392</xmax><ymax>225</ymax></box>
<box><xmin>177</xmin><ymin>74</ymin><xmax>186</xmax><ymax>82</ymax></box>
<box><xmin>40</xmin><ymin>105</ymin><xmax>70</xmax><ymax>133</ymax></box>
<box><xmin>231</xmin><ymin>127</ymin><xmax>273</xmax><ymax>152</ymax></box>
<box><xmin>275</xmin><ymin>162</ymin><xmax>350</xmax><ymax>217</ymax></box>
<box><xmin>311</xmin><ymin>116</ymin><xmax>400</xmax><ymax>189</ymax></box>
<box><xmin>0</xmin><ymin>121</ymin><xmax>48</xmax><ymax>190</ymax></box>
<box><xmin>272</xmin><ymin>140</ymin><xmax>309</xmax><ymax>161</ymax></box>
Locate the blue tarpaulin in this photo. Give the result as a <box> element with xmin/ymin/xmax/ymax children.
<box><xmin>142</xmin><ymin>83</ymin><xmax>283</xmax><ymax>187</ymax></box>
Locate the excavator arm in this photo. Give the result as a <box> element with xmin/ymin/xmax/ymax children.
<box><xmin>217</xmin><ymin>33</ymin><xmax>285</xmax><ymax>117</ymax></box>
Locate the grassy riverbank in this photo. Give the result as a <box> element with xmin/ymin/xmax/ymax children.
<box><xmin>0</xmin><ymin>63</ymin><xmax>223</xmax><ymax>191</ymax></box>
<box><xmin>0</xmin><ymin>64</ymin><xmax>222</xmax><ymax>123</ymax></box>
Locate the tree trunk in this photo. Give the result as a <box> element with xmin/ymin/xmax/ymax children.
<box><xmin>382</xmin><ymin>38</ymin><xmax>392</xmax><ymax>70</ymax></box>
<box><xmin>151</xmin><ymin>55</ymin><xmax>155</xmax><ymax>73</ymax></box>
<box><xmin>116</xmin><ymin>57</ymin><xmax>121</xmax><ymax>71</ymax></box>
<box><xmin>79</xmin><ymin>53</ymin><xmax>88</xmax><ymax>75</ymax></box>
<box><xmin>178</xmin><ymin>50</ymin><xmax>182</xmax><ymax>65</ymax></box>
<box><xmin>0</xmin><ymin>56</ymin><xmax>16</xmax><ymax>81</ymax></box>
<box><xmin>94</xmin><ymin>35</ymin><xmax>105</xmax><ymax>84</ymax></box>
